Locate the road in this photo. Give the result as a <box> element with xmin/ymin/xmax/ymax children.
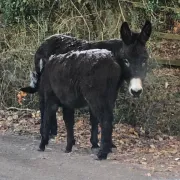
<box><xmin>0</xmin><ymin>134</ymin><xmax>178</xmax><ymax>180</ymax></box>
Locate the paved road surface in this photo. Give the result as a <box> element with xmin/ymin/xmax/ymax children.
<box><xmin>0</xmin><ymin>134</ymin><xmax>178</xmax><ymax>180</ymax></box>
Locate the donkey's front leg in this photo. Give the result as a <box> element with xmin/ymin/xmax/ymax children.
<box><xmin>63</xmin><ymin>107</ymin><xmax>75</xmax><ymax>153</ymax></box>
<box><xmin>97</xmin><ymin>110</ymin><xmax>113</xmax><ymax>160</ymax></box>
<box><xmin>89</xmin><ymin>109</ymin><xmax>116</xmax><ymax>150</ymax></box>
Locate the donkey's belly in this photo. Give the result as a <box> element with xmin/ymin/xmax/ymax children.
<box><xmin>55</xmin><ymin>90</ymin><xmax>87</xmax><ymax>109</ymax></box>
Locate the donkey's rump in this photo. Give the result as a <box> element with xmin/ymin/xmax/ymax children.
<box><xmin>35</xmin><ymin>34</ymin><xmax>88</xmax><ymax>74</ymax></box>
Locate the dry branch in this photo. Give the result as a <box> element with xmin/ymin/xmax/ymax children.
<box><xmin>119</xmin><ymin>0</ymin><xmax>180</xmax><ymax>14</ymax></box>
<box><xmin>153</xmin><ymin>57</ymin><xmax>180</xmax><ymax>67</ymax></box>
<box><xmin>154</xmin><ymin>32</ymin><xmax>180</xmax><ymax>41</ymax></box>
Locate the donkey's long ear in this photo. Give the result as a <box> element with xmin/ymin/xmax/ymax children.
<box><xmin>138</xmin><ymin>20</ymin><xmax>152</xmax><ymax>45</ymax></box>
<box><xmin>120</xmin><ymin>22</ymin><xmax>132</xmax><ymax>45</ymax></box>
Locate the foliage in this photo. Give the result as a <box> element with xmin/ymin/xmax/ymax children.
<box><xmin>0</xmin><ymin>0</ymin><xmax>179</xmax><ymax>25</ymax></box>
<box><xmin>0</xmin><ymin>0</ymin><xmax>179</xmax><ymax>136</ymax></box>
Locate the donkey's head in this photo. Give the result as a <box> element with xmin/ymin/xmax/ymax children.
<box><xmin>120</xmin><ymin>20</ymin><xmax>152</xmax><ymax>97</ymax></box>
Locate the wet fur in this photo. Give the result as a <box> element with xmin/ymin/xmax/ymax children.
<box><xmin>39</xmin><ymin>50</ymin><xmax>121</xmax><ymax>160</ymax></box>
<box><xmin>21</xmin><ymin>21</ymin><xmax>152</xmax><ymax>153</ymax></box>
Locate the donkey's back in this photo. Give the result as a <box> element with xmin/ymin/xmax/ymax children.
<box><xmin>40</xmin><ymin>49</ymin><xmax>121</xmax><ymax>109</ymax></box>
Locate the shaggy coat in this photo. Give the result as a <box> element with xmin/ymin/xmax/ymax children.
<box><xmin>21</xmin><ymin>20</ymin><xmax>152</xmax><ymax>150</ymax></box>
<box><xmin>39</xmin><ymin>49</ymin><xmax>121</xmax><ymax>160</ymax></box>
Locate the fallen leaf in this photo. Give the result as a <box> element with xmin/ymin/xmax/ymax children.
<box><xmin>169</xmin><ymin>136</ymin><xmax>174</xmax><ymax>140</ymax></box>
<box><xmin>150</xmin><ymin>144</ymin><xmax>156</xmax><ymax>149</ymax></box>
<box><xmin>13</xmin><ymin>114</ymin><xmax>18</xmax><ymax>120</ymax></box>
<box><xmin>17</xmin><ymin>91</ymin><xmax>27</xmax><ymax>105</ymax></box>
<box><xmin>141</xmin><ymin>161</ymin><xmax>147</xmax><ymax>165</ymax></box>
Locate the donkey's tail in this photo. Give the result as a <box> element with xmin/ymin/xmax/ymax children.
<box><xmin>20</xmin><ymin>71</ymin><xmax>40</xmax><ymax>94</ymax></box>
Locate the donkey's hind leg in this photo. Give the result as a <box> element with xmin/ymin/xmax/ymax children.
<box><xmin>89</xmin><ymin>109</ymin><xmax>99</xmax><ymax>149</ymax></box>
<box><xmin>39</xmin><ymin>94</ymin><xmax>58</xmax><ymax>151</ymax></box>
<box><xmin>49</xmin><ymin>112</ymin><xmax>58</xmax><ymax>137</ymax></box>
<box><xmin>39</xmin><ymin>96</ymin><xmax>57</xmax><ymax>138</ymax></box>
<box><xmin>63</xmin><ymin>107</ymin><xmax>75</xmax><ymax>153</ymax></box>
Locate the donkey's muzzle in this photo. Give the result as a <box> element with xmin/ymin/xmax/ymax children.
<box><xmin>129</xmin><ymin>78</ymin><xmax>143</xmax><ymax>97</ymax></box>
<box><xmin>130</xmin><ymin>89</ymin><xmax>142</xmax><ymax>97</ymax></box>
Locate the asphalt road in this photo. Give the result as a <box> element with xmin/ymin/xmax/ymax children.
<box><xmin>0</xmin><ymin>134</ymin><xmax>178</xmax><ymax>180</ymax></box>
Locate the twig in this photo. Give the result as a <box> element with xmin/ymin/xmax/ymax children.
<box><xmin>70</xmin><ymin>0</ymin><xmax>91</xmax><ymax>40</ymax></box>
<box><xmin>118</xmin><ymin>0</ymin><xmax>126</xmax><ymax>22</ymax></box>
<box><xmin>4</xmin><ymin>107</ymin><xmax>35</xmax><ymax>112</ymax></box>
<box><xmin>85</xmin><ymin>2</ymin><xmax>98</xmax><ymax>38</ymax></box>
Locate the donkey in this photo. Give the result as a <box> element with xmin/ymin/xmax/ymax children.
<box><xmin>38</xmin><ymin>49</ymin><xmax>121</xmax><ymax>160</ymax></box>
<box><xmin>21</xmin><ymin>20</ymin><xmax>152</xmax><ymax>148</ymax></box>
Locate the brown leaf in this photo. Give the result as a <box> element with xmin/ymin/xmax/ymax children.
<box><xmin>150</xmin><ymin>144</ymin><xmax>156</xmax><ymax>149</ymax></box>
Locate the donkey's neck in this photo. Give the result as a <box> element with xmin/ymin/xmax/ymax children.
<box><xmin>88</xmin><ymin>39</ymin><xmax>123</xmax><ymax>58</ymax></box>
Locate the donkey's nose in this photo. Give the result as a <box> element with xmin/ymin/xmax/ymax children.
<box><xmin>130</xmin><ymin>89</ymin><xmax>142</xmax><ymax>97</ymax></box>
<box><xmin>129</xmin><ymin>78</ymin><xmax>143</xmax><ymax>97</ymax></box>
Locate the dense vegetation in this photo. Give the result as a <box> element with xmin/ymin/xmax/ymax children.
<box><xmin>0</xmin><ymin>0</ymin><xmax>179</xmax><ymax>135</ymax></box>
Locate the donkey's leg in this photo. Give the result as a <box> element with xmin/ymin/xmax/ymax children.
<box><xmin>63</xmin><ymin>107</ymin><xmax>75</xmax><ymax>153</ymax></box>
<box><xmin>39</xmin><ymin>97</ymin><xmax>58</xmax><ymax>151</ymax></box>
<box><xmin>89</xmin><ymin>109</ymin><xmax>116</xmax><ymax>150</ymax></box>
<box><xmin>49</xmin><ymin>112</ymin><xmax>57</xmax><ymax>137</ymax></box>
<box><xmin>89</xmin><ymin>109</ymin><xmax>99</xmax><ymax>149</ymax></box>
<box><xmin>39</xmin><ymin>96</ymin><xmax>57</xmax><ymax>138</ymax></box>
<box><xmin>41</xmin><ymin>106</ymin><xmax>57</xmax><ymax>138</ymax></box>
<box><xmin>97</xmin><ymin>107</ymin><xmax>113</xmax><ymax>160</ymax></box>
<box><xmin>39</xmin><ymin>96</ymin><xmax>45</xmax><ymax>137</ymax></box>
<box><xmin>86</xmin><ymin>98</ymin><xmax>114</xmax><ymax>159</ymax></box>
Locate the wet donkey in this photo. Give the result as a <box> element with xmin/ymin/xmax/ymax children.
<box><xmin>38</xmin><ymin>49</ymin><xmax>121</xmax><ymax>160</ymax></box>
<box><xmin>21</xmin><ymin>20</ymin><xmax>152</xmax><ymax>152</ymax></box>
<box><xmin>38</xmin><ymin>20</ymin><xmax>152</xmax><ymax>159</ymax></box>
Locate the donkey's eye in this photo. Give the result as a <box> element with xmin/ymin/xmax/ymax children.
<box><xmin>142</xmin><ymin>62</ymin><xmax>146</xmax><ymax>67</ymax></box>
<box><xmin>124</xmin><ymin>59</ymin><xmax>130</xmax><ymax>67</ymax></box>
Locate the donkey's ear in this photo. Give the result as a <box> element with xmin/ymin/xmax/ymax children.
<box><xmin>120</xmin><ymin>22</ymin><xmax>132</xmax><ymax>45</ymax></box>
<box><xmin>138</xmin><ymin>20</ymin><xmax>152</xmax><ymax>45</ymax></box>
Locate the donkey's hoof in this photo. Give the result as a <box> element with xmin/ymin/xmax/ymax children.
<box><xmin>91</xmin><ymin>144</ymin><xmax>100</xmax><ymax>149</ymax></box>
<box><xmin>111</xmin><ymin>143</ymin><xmax>117</xmax><ymax>149</ymax></box>
<box><xmin>64</xmin><ymin>149</ymin><xmax>72</xmax><ymax>153</ymax></box>
<box><xmin>38</xmin><ymin>143</ymin><xmax>45</xmax><ymax>151</ymax></box>
<box><xmin>96</xmin><ymin>150</ymin><xmax>108</xmax><ymax>160</ymax></box>
<box><xmin>72</xmin><ymin>139</ymin><xmax>76</xmax><ymax>145</ymax></box>
<box><xmin>65</xmin><ymin>146</ymin><xmax>72</xmax><ymax>153</ymax></box>
<box><xmin>38</xmin><ymin>147</ymin><xmax>45</xmax><ymax>152</ymax></box>
<box><xmin>38</xmin><ymin>148</ymin><xmax>44</xmax><ymax>152</ymax></box>
<box><xmin>49</xmin><ymin>134</ymin><xmax>56</xmax><ymax>139</ymax></box>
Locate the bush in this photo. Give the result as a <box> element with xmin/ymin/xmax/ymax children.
<box><xmin>0</xmin><ymin>0</ymin><xmax>179</xmax><ymax>136</ymax></box>
<box><xmin>114</xmin><ymin>67</ymin><xmax>180</xmax><ymax>136</ymax></box>
<box><xmin>0</xmin><ymin>0</ymin><xmax>57</xmax><ymax>24</ymax></box>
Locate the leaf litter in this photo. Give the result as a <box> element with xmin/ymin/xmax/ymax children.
<box><xmin>0</xmin><ymin>108</ymin><xmax>180</xmax><ymax>177</ymax></box>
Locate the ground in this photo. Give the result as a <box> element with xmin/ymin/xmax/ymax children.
<box><xmin>0</xmin><ymin>36</ymin><xmax>180</xmax><ymax>180</ymax></box>
<box><xmin>0</xmin><ymin>133</ymin><xmax>179</xmax><ymax>180</ymax></box>
<box><xmin>0</xmin><ymin>109</ymin><xmax>180</xmax><ymax>179</ymax></box>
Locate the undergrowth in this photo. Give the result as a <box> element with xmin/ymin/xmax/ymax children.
<box><xmin>0</xmin><ymin>0</ymin><xmax>180</xmax><ymax>135</ymax></box>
